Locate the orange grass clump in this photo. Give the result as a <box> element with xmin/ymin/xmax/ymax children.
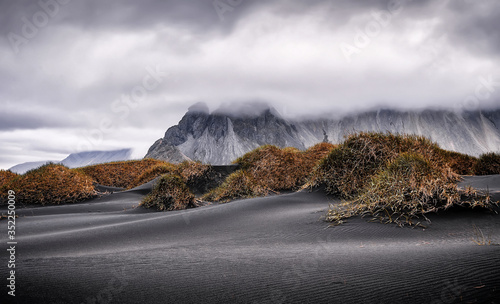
<box><xmin>317</xmin><ymin>133</ymin><xmax>497</xmax><ymax>227</ymax></box>
<box><xmin>310</xmin><ymin>132</ymin><xmax>452</xmax><ymax>198</ymax></box>
<box><xmin>437</xmin><ymin>149</ymin><xmax>477</xmax><ymax>175</ymax></box>
<box><xmin>141</xmin><ymin>174</ymin><xmax>196</xmax><ymax>211</ymax></box>
<box><xmin>76</xmin><ymin>159</ymin><xmax>168</xmax><ymax>188</ymax></box>
<box><xmin>127</xmin><ymin>163</ymin><xmax>177</xmax><ymax>189</ymax></box>
<box><xmin>473</xmin><ymin>152</ymin><xmax>500</xmax><ymax>175</ymax></box>
<box><xmin>203</xmin><ymin>143</ymin><xmax>335</xmax><ymax>202</ymax></box>
<box><xmin>0</xmin><ymin>170</ymin><xmax>18</xmax><ymax>189</ymax></box>
<box><xmin>1</xmin><ymin>163</ymin><xmax>96</xmax><ymax>205</ymax></box>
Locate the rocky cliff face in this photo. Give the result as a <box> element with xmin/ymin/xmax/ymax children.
<box><xmin>298</xmin><ymin>109</ymin><xmax>500</xmax><ymax>156</ymax></box>
<box><xmin>145</xmin><ymin>103</ymin><xmax>500</xmax><ymax>164</ymax></box>
<box><xmin>145</xmin><ymin>102</ymin><xmax>305</xmax><ymax>164</ymax></box>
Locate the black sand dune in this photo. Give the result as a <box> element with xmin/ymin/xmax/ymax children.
<box><xmin>1</xmin><ymin>175</ymin><xmax>500</xmax><ymax>303</ymax></box>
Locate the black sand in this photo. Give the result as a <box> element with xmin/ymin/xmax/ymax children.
<box><xmin>1</xmin><ymin>175</ymin><xmax>499</xmax><ymax>303</ymax></box>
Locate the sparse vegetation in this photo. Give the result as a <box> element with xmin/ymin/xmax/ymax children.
<box><xmin>326</xmin><ymin>153</ymin><xmax>493</xmax><ymax>227</ymax></box>
<box><xmin>471</xmin><ymin>224</ymin><xmax>497</xmax><ymax>246</ymax></box>
<box><xmin>128</xmin><ymin>163</ymin><xmax>177</xmax><ymax>189</ymax></box>
<box><xmin>315</xmin><ymin>133</ymin><xmax>497</xmax><ymax>227</ymax></box>
<box><xmin>309</xmin><ymin>132</ymin><xmax>448</xmax><ymax>198</ymax></box>
<box><xmin>2</xmin><ymin>132</ymin><xmax>496</xmax><ymax>220</ymax></box>
<box><xmin>438</xmin><ymin>150</ymin><xmax>478</xmax><ymax>175</ymax></box>
<box><xmin>203</xmin><ymin>143</ymin><xmax>336</xmax><ymax>202</ymax></box>
<box><xmin>473</xmin><ymin>152</ymin><xmax>500</xmax><ymax>175</ymax></box>
<box><xmin>76</xmin><ymin>159</ymin><xmax>168</xmax><ymax>188</ymax></box>
<box><xmin>0</xmin><ymin>170</ymin><xmax>18</xmax><ymax>189</ymax></box>
<box><xmin>202</xmin><ymin>170</ymin><xmax>268</xmax><ymax>202</ymax></box>
<box><xmin>138</xmin><ymin>161</ymin><xmax>223</xmax><ymax>210</ymax></box>
<box><xmin>141</xmin><ymin>174</ymin><xmax>196</xmax><ymax>211</ymax></box>
<box><xmin>0</xmin><ymin>163</ymin><xmax>96</xmax><ymax>205</ymax></box>
<box><xmin>176</xmin><ymin>161</ymin><xmax>222</xmax><ymax>194</ymax></box>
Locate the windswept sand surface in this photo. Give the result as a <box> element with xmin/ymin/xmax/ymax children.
<box><xmin>1</xmin><ymin>176</ymin><xmax>500</xmax><ymax>303</ymax></box>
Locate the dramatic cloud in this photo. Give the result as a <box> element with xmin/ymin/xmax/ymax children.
<box><xmin>0</xmin><ymin>0</ymin><xmax>499</xmax><ymax>169</ymax></box>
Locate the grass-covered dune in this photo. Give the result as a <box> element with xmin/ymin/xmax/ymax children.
<box><xmin>0</xmin><ymin>159</ymin><xmax>220</xmax><ymax>208</ymax></box>
<box><xmin>473</xmin><ymin>152</ymin><xmax>500</xmax><ymax>175</ymax></box>
<box><xmin>0</xmin><ymin>163</ymin><xmax>96</xmax><ymax>206</ymax></box>
<box><xmin>75</xmin><ymin>158</ymin><xmax>170</xmax><ymax>189</ymax></box>
<box><xmin>1</xmin><ymin>133</ymin><xmax>498</xmax><ymax>220</ymax></box>
<box><xmin>139</xmin><ymin>161</ymin><xmax>221</xmax><ymax>211</ymax></box>
<box><xmin>202</xmin><ymin>142</ymin><xmax>336</xmax><ymax>202</ymax></box>
<box><xmin>308</xmin><ymin>132</ymin><xmax>497</xmax><ymax>226</ymax></box>
<box><xmin>201</xmin><ymin>133</ymin><xmax>498</xmax><ymax>227</ymax></box>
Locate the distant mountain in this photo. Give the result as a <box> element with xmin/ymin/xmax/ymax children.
<box><xmin>145</xmin><ymin>102</ymin><xmax>500</xmax><ymax>165</ymax></box>
<box><xmin>61</xmin><ymin>149</ymin><xmax>132</xmax><ymax>168</ymax></box>
<box><xmin>9</xmin><ymin>160</ymin><xmax>59</xmax><ymax>175</ymax></box>
<box><xmin>9</xmin><ymin>149</ymin><xmax>132</xmax><ymax>174</ymax></box>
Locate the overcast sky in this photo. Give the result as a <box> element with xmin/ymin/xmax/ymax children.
<box><xmin>1</xmin><ymin>0</ymin><xmax>499</xmax><ymax>169</ymax></box>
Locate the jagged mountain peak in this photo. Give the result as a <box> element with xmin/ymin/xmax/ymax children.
<box><xmin>146</xmin><ymin>105</ymin><xmax>500</xmax><ymax>165</ymax></box>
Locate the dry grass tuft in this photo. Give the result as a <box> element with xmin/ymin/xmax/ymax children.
<box><xmin>176</xmin><ymin>161</ymin><xmax>221</xmax><ymax>194</ymax></box>
<box><xmin>141</xmin><ymin>174</ymin><xmax>195</xmax><ymax>211</ymax></box>
<box><xmin>128</xmin><ymin>163</ymin><xmax>177</xmax><ymax>189</ymax></box>
<box><xmin>203</xmin><ymin>143</ymin><xmax>335</xmax><ymax>202</ymax></box>
<box><xmin>76</xmin><ymin>159</ymin><xmax>168</xmax><ymax>188</ymax></box>
<box><xmin>236</xmin><ymin>145</ymin><xmax>307</xmax><ymax>191</ymax></box>
<box><xmin>0</xmin><ymin>170</ymin><xmax>18</xmax><ymax>189</ymax></box>
<box><xmin>310</xmin><ymin>132</ymin><xmax>450</xmax><ymax>198</ymax></box>
<box><xmin>437</xmin><ymin>149</ymin><xmax>478</xmax><ymax>175</ymax></box>
<box><xmin>139</xmin><ymin>161</ymin><xmax>222</xmax><ymax>210</ymax></box>
<box><xmin>1</xmin><ymin>163</ymin><xmax>96</xmax><ymax>205</ymax></box>
<box><xmin>318</xmin><ymin>133</ymin><xmax>497</xmax><ymax>227</ymax></box>
<box><xmin>202</xmin><ymin>170</ymin><xmax>268</xmax><ymax>203</ymax></box>
<box><xmin>473</xmin><ymin>152</ymin><xmax>500</xmax><ymax>175</ymax></box>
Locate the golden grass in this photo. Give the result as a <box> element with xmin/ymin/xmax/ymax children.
<box><xmin>317</xmin><ymin>133</ymin><xmax>497</xmax><ymax>227</ymax></box>
<box><xmin>127</xmin><ymin>163</ymin><xmax>177</xmax><ymax>189</ymax></box>
<box><xmin>1</xmin><ymin>163</ymin><xmax>96</xmax><ymax>205</ymax></box>
<box><xmin>203</xmin><ymin>143</ymin><xmax>336</xmax><ymax>202</ymax></box>
<box><xmin>141</xmin><ymin>174</ymin><xmax>195</xmax><ymax>211</ymax></box>
<box><xmin>76</xmin><ymin>159</ymin><xmax>169</xmax><ymax>188</ymax></box>
<box><xmin>0</xmin><ymin>170</ymin><xmax>18</xmax><ymax>189</ymax></box>
<box><xmin>473</xmin><ymin>152</ymin><xmax>500</xmax><ymax>175</ymax></box>
<box><xmin>138</xmin><ymin>161</ymin><xmax>221</xmax><ymax>210</ymax></box>
<box><xmin>437</xmin><ymin>149</ymin><xmax>478</xmax><ymax>175</ymax></box>
<box><xmin>202</xmin><ymin>170</ymin><xmax>269</xmax><ymax>203</ymax></box>
<box><xmin>310</xmin><ymin>132</ymin><xmax>453</xmax><ymax>198</ymax></box>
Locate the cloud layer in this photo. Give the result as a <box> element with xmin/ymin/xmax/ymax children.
<box><xmin>1</xmin><ymin>0</ymin><xmax>499</xmax><ymax>169</ymax></box>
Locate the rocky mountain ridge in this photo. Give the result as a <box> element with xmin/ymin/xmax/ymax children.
<box><xmin>145</xmin><ymin>103</ymin><xmax>500</xmax><ymax>165</ymax></box>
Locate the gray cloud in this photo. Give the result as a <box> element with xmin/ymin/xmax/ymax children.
<box><xmin>0</xmin><ymin>0</ymin><xmax>499</xmax><ymax>169</ymax></box>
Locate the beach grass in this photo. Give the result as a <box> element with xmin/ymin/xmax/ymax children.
<box><xmin>75</xmin><ymin>158</ymin><xmax>169</xmax><ymax>188</ymax></box>
<box><xmin>1</xmin><ymin>163</ymin><xmax>96</xmax><ymax>205</ymax></box>
<box><xmin>473</xmin><ymin>152</ymin><xmax>500</xmax><ymax>175</ymax></box>
<box><xmin>203</xmin><ymin>142</ymin><xmax>336</xmax><ymax>202</ymax></box>
<box><xmin>141</xmin><ymin>174</ymin><xmax>196</xmax><ymax>211</ymax></box>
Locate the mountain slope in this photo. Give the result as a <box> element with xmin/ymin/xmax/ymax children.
<box><xmin>146</xmin><ymin>103</ymin><xmax>500</xmax><ymax>165</ymax></box>
<box><xmin>61</xmin><ymin>148</ymin><xmax>132</xmax><ymax>168</ymax></box>
<box><xmin>298</xmin><ymin>109</ymin><xmax>500</xmax><ymax>156</ymax></box>
<box><xmin>146</xmin><ymin>102</ymin><xmax>305</xmax><ymax>164</ymax></box>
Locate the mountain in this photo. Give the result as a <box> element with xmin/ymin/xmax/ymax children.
<box><xmin>145</xmin><ymin>102</ymin><xmax>500</xmax><ymax>165</ymax></box>
<box><xmin>9</xmin><ymin>161</ymin><xmax>59</xmax><ymax>175</ymax></box>
<box><xmin>61</xmin><ymin>148</ymin><xmax>132</xmax><ymax>168</ymax></box>
<box><xmin>297</xmin><ymin>109</ymin><xmax>500</xmax><ymax>156</ymax></box>
<box><xmin>145</xmin><ymin>102</ymin><xmax>305</xmax><ymax>164</ymax></box>
<box><xmin>9</xmin><ymin>149</ymin><xmax>132</xmax><ymax>174</ymax></box>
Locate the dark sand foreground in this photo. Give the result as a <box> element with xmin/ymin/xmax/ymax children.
<box><xmin>1</xmin><ymin>176</ymin><xmax>500</xmax><ymax>303</ymax></box>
